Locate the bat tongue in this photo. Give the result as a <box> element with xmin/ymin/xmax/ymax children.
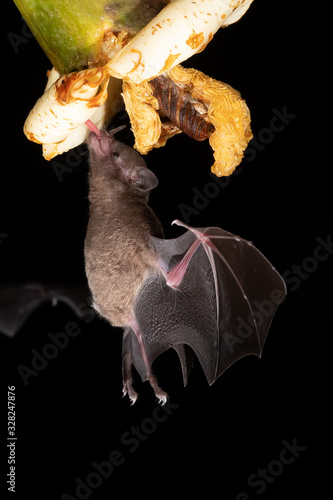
<box><xmin>85</xmin><ymin>119</ymin><xmax>100</xmax><ymax>138</ymax></box>
<box><xmin>85</xmin><ymin>122</ymin><xmax>126</xmax><ymax>140</ymax></box>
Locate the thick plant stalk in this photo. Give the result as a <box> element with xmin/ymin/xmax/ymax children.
<box><xmin>13</xmin><ymin>0</ymin><xmax>114</xmax><ymax>75</ymax></box>
<box><xmin>12</xmin><ymin>0</ymin><xmax>167</xmax><ymax>74</ymax></box>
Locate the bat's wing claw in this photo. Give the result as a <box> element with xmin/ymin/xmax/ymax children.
<box><xmin>171</xmin><ymin>219</ymin><xmax>190</xmax><ymax>231</ymax></box>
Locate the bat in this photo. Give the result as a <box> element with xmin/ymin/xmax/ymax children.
<box><xmin>84</xmin><ymin>125</ymin><xmax>286</xmax><ymax>404</ymax></box>
<box><xmin>0</xmin><ymin>283</ymin><xmax>93</xmax><ymax>337</ymax></box>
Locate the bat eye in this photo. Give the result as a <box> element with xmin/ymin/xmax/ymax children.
<box><xmin>112</xmin><ymin>152</ymin><xmax>119</xmax><ymax>159</ymax></box>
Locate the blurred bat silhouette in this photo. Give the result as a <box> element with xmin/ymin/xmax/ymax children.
<box><xmin>84</xmin><ymin>124</ymin><xmax>286</xmax><ymax>404</ymax></box>
<box><xmin>0</xmin><ymin>283</ymin><xmax>93</xmax><ymax>337</ymax></box>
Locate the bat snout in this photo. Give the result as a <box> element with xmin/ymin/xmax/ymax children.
<box><xmin>88</xmin><ymin>130</ymin><xmax>112</xmax><ymax>157</ymax></box>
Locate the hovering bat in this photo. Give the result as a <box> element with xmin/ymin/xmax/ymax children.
<box><xmin>84</xmin><ymin>124</ymin><xmax>286</xmax><ymax>404</ymax></box>
<box><xmin>0</xmin><ymin>283</ymin><xmax>93</xmax><ymax>337</ymax></box>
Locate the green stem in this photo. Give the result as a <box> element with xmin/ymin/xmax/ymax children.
<box><xmin>12</xmin><ymin>0</ymin><xmax>167</xmax><ymax>74</ymax></box>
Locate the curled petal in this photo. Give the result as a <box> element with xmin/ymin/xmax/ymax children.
<box><xmin>122</xmin><ymin>80</ymin><xmax>161</xmax><ymax>155</ymax></box>
<box><xmin>168</xmin><ymin>66</ymin><xmax>253</xmax><ymax>176</ymax></box>
<box><xmin>123</xmin><ymin>64</ymin><xmax>252</xmax><ymax>176</ymax></box>
<box><xmin>24</xmin><ymin>66</ymin><xmax>110</xmax><ymax>146</ymax></box>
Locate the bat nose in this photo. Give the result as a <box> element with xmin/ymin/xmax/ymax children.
<box><xmin>98</xmin><ymin>131</ymin><xmax>111</xmax><ymax>154</ymax></box>
<box><xmin>87</xmin><ymin>130</ymin><xmax>110</xmax><ymax>156</ymax></box>
<box><xmin>87</xmin><ymin>131</ymin><xmax>99</xmax><ymax>148</ymax></box>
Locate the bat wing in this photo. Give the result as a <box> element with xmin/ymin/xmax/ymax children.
<box><xmin>0</xmin><ymin>283</ymin><xmax>92</xmax><ymax>337</ymax></box>
<box><xmin>125</xmin><ymin>223</ymin><xmax>286</xmax><ymax>387</ymax></box>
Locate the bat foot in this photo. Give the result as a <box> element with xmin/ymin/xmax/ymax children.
<box><xmin>149</xmin><ymin>375</ymin><xmax>168</xmax><ymax>405</ymax></box>
<box><xmin>122</xmin><ymin>381</ymin><xmax>138</xmax><ymax>405</ymax></box>
<box><xmin>155</xmin><ymin>392</ymin><xmax>168</xmax><ymax>406</ymax></box>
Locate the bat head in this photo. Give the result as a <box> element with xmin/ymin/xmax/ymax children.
<box><xmin>87</xmin><ymin>128</ymin><xmax>158</xmax><ymax>194</ymax></box>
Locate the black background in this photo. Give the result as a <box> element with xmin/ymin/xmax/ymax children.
<box><xmin>1</xmin><ymin>1</ymin><xmax>330</xmax><ymax>499</ymax></box>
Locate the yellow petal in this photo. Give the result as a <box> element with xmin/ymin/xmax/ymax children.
<box><xmin>168</xmin><ymin>65</ymin><xmax>253</xmax><ymax>176</ymax></box>
<box><xmin>122</xmin><ymin>64</ymin><xmax>252</xmax><ymax>176</ymax></box>
<box><xmin>122</xmin><ymin>80</ymin><xmax>161</xmax><ymax>155</ymax></box>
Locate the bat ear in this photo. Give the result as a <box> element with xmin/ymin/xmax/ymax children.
<box><xmin>128</xmin><ymin>167</ymin><xmax>158</xmax><ymax>192</ymax></box>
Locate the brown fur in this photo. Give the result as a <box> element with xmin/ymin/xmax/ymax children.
<box><xmin>84</xmin><ymin>130</ymin><xmax>163</xmax><ymax>327</ymax></box>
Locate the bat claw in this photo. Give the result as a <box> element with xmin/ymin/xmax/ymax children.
<box><xmin>122</xmin><ymin>381</ymin><xmax>138</xmax><ymax>405</ymax></box>
<box><xmin>171</xmin><ymin>219</ymin><xmax>186</xmax><ymax>229</ymax></box>
<box><xmin>150</xmin><ymin>379</ymin><xmax>168</xmax><ymax>405</ymax></box>
<box><xmin>156</xmin><ymin>393</ymin><xmax>168</xmax><ymax>406</ymax></box>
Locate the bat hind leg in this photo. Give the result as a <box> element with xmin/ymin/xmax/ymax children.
<box><xmin>122</xmin><ymin>352</ymin><xmax>138</xmax><ymax>405</ymax></box>
<box><xmin>129</xmin><ymin>319</ymin><xmax>168</xmax><ymax>405</ymax></box>
<box><xmin>149</xmin><ymin>376</ymin><xmax>168</xmax><ymax>406</ymax></box>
